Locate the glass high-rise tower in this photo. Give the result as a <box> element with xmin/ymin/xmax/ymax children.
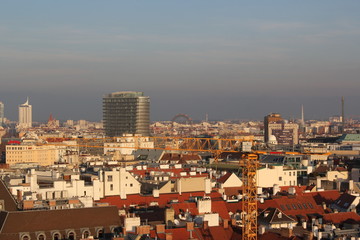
<box><xmin>103</xmin><ymin>91</ymin><xmax>150</xmax><ymax>137</ymax></box>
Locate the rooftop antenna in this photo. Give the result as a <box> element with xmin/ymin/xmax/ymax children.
<box><xmin>342</xmin><ymin>96</ymin><xmax>345</xmax><ymax>133</ymax></box>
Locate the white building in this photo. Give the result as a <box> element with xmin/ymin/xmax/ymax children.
<box><xmin>257</xmin><ymin>165</ymin><xmax>310</xmax><ymax>188</ymax></box>
<box><xmin>104</xmin><ymin>135</ymin><xmax>154</xmax><ymax>155</ymax></box>
<box><xmin>18</xmin><ymin>98</ymin><xmax>32</xmax><ymax>129</ymax></box>
<box><xmin>9</xmin><ymin>167</ymin><xmax>142</xmax><ymax>204</ymax></box>
<box><xmin>102</xmin><ymin>168</ymin><xmax>141</xmax><ymax>199</ymax></box>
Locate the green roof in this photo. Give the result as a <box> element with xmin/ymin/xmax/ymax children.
<box><xmin>337</xmin><ymin>134</ymin><xmax>360</xmax><ymax>142</ymax></box>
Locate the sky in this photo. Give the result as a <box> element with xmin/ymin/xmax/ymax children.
<box><xmin>1</xmin><ymin>1</ymin><xmax>360</xmax><ymax>122</ymax></box>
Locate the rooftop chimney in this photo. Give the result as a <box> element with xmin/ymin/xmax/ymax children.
<box><xmin>156</xmin><ymin>224</ymin><xmax>165</xmax><ymax>233</ymax></box>
<box><xmin>165</xmin><ymin>232</ymin><xmax>173</xmax><ymax>240</ymax></box>
<box><xmin>203</xmin><ymin>221</ymin><xmax>209</xmax><ymax>230</ymax></box>
<box><xmin>223</xmin><ymin>219</ymin><xmax>229</xmax><ymax>229</ymax></box>
<box><xmin>17</xmin><ymin>190</ymin><xmax>22</xmax><ymax>202</ymax></box>
<box><xmin>186</xmin><ymin>222</ymin><xmax>194</xmax><ymax>231</ymax></box>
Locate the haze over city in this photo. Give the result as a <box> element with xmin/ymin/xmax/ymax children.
<box><xmin>1</xmin><ymin>1</ymin><xmax>360</xmax><ymax>121</ymax></box>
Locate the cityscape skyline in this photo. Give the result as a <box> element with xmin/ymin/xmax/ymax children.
<box><xmin>1</xmin><ymin>1</ymin><xmax>360</xmax><ymax>121</ymax></box>
<box><xmin>1</xmin><ymin>2</ymin><xmax>360</xmax><ymax>239</ymax></box>
<box><xmin>0</xmin><ymin>95</ymin><xmax>354</xmax><ymax>123</ymax></box>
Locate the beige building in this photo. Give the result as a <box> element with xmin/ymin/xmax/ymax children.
<box><xmin>267</xmin><ymin>123</ymin><xmax>299</xmax><ymax>146</ymax></box>
<box><xmin>6</xmin><ymin>144</ymin><xmax>61</xmax><ymax>166</ymax></box>
<box><xmin>154</xmin><ymin>177</ymin><xmax>212</xmax><ymax>195</ymax></box>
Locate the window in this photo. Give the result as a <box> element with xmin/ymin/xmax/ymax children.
<box><xmin>286</xmin><ymin>204</ymin><xmax>291</xmax><ymax>210</ymax></box>
<box><xmin>297</xmin><ymin>203</ymin><xmax>303</xmax><ymax>209</ymax></box>
<box><xmin>83</xmin><ymin>231</ymin><xmax>90</xmax><ymax>239</ymax></box>
<box><xmin>303</xmin><ymin>203</ymin><xmax>308</xmax><ymax>209</ymax></box>
<box><xmin>292</xmin><ymin>204</ymin><xmax>297</xmax><ymax>210</ymax></box>
<box><xmin>22</xmin><ymin>236</ymin><xmax>30</xmax><ymax>240</ymax></box>
<box><xmin>289</xmin><ymin>172</ymin><xmax>292</xmax><ymax>176</ymax></box>
<box><xmin>110</xmin><ymin>184</ymin><xmax>113</xmax><ymax>191</ymax></box>
<box><xmin>68</xmin><ymin>232</ymin><xmax>75</xmax><ymax>240</ymax></box>
<box><xmin>130</xmin><ymin>183</ymin><xmax>133</xmax><ymax>187</ymax></box>
<box><xmin>97</xmin><ymin>229</ymin><xmax>104</xmax><ymax>238</ymax></box>
<box><xmin>108</xmin><ymin>175</ymin><xmax>113</xmax><ymax>182</ymax></box>
<box><xmin>53</xmin><ymin>233</ymin><xmax>60</xmax><ymax>240</ymax></box>
<box><xmin>38</xmin><ymin>234</ymin><xmax>45</xmax><ymax>240</ymax></box>
<box><xmin>279</xmin><ymin>177</ymin><xmax>282</xmax><ymax>181</ymax></box>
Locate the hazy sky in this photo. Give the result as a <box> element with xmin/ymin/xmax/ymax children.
<box><xmin>1</xmin><ymin>1</ymin><xmax>360</xmax><ymax>122</ymax></box>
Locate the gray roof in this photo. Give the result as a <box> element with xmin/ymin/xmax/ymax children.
<box><xmin>260</xmin><ymin>155</ymin><xmax>286</xmax><ymax>164</ymax></box>
<box><xmin>133</xmin><ymin>149</ymin><xmax>165</xmax><ymax>162</ymax></box>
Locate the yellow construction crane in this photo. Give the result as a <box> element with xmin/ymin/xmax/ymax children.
<box><xmin>45</xmin><ymin>136</ymin><xmax>259</xmax><ymax>240</ymax></box>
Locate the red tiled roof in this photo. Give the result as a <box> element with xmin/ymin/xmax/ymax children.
<box><xmin>323</xmin><ymin>212</ymin><xmax>360</xmax><ymax>224</ymax></box>
<box><xmin>314</xmin><ymin>165</ymin><xmax>329</xmax><ymax>173</ymax></box>
<box><xmin>97</xmin><ymin>191</ymin><xmax>223</xmax><ymax>208</ymax></box>
<box><xmin>223</xmin><ymin>187</ymin><xmax>242</xmax><ymax>196</ymax></box>
<box><xmin>218</xmin><ymin>172</ymin><xmax>232</xmax><ymax>184</ymax></box>
<box><xmin>212</xmin><ymin>200</ymin><xmax>231</xmax><ymax>220</ymax></box>
<box><xmin>209</xmin><ymin>226</ymin><xmax>233</xmax><ymax>240</ymax></box>
<box><xmin>259</xmin><ymin>195</ymin><xmax>325</xmax><ymax>220</ymax></box>
<box><xmin>303</xmin><ymin>190</ymin><xmax>341</xmax><ymax>205</ymax></box>
<box><xmin>149</xmin><ymin>228</ymin><xmax>194</xmax><ymax>240</ymax></box>
<box><xmin>258</xmin><ymin>232</ymin><xmax>293</xmax><ymax>240</ymax></box>
<box><xmin>225</xmin><ymin>201</ymin><xmax>242</xmax><ymax>214</ymax></box>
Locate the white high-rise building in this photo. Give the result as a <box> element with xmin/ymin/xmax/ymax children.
<box><xmin>0</xmin><ymin>101</ymin><xmax>4</xmax><ymax>126</ymax></box>
<box><xmin>18</xmin><ymin>98</ymin><xmax>32</xmax><ymax>129</ymax></box>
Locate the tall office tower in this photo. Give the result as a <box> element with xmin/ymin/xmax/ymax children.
<box><xmin>103</xmin><ymin>91</ymin><xmax>150</xmax><ymax>137</ymax></box>
<box><xmin>264</xmin><ymin>113</ymin><xmax>283</xmax><ymax>143</ymax></box>
<box><xmin>299</xmin><ymin>105</ymin><xmax>306</xmax><ymax>133</ymax></box>
<box><xmin>18</xmin><ymin>98</ymin><xmax>32</xmax><ymax>129</ymax></box>
<box><xmin>264</xmin><ymin>113</ymin><xmax>299</xmax><ymax>146</ymax></box>
<box><xmin>0</xmin><ymin>101</ymin><xmax>4</xmax><ymax>126</ymax></box>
